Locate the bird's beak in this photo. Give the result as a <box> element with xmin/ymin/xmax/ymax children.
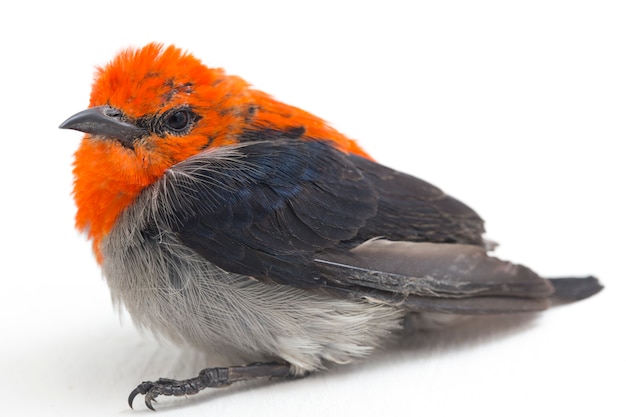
<box><xmin>59</xmin><ymin>105</ymin><xmax>147</xmax><ymax>148</ymax></box>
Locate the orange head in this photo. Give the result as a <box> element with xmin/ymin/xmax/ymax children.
<box><xmin>60</xmin><ymin>43</ymin><xmax>370</xmax><ymax>260</ymax></box>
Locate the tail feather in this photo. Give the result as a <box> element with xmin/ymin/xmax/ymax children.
<box><xmin>548</xmin><ymin>276</ymin><xmax>603</xmax><ymax>302</ymax></box>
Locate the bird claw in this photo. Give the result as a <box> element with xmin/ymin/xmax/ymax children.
<box><xmin>128</xmin><ymin>379</ymin><xmax>177</xmax><ymax>411</ymax></box>
<box><xmin>144</xmin><ymin>392</ymin><xmax>158</xmax><ymax>411</ymax></box>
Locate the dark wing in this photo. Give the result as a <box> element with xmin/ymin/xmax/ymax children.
<box><xmin>346</xmin><ymin>154</ymin><xmax>485</xmax><ymax>246</ymax></box>
<box><xmin>159</xmin><ymin>138</ymin><xmax>480</xmax><ymax>284</ymax></box>
<box><xmin>159</xmin><ymin>139</ymin><xmax>377</xmax><ymax>287</ymax></box>
<box><xmin>155</xmin><ymin>138</ymin><xmax>594</xmax><ymax>313</ymax></box>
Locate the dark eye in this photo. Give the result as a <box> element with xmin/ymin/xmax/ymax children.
<box><xmin>165</xmin><ymin>109</ymin><xmax>191</xmax><ymax>131</ymax></box>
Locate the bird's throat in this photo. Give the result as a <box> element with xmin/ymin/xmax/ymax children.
<box><xmin>72</xmin><ymin>138</ymin><xmax>167</xmax><ymax>262</ymax></box>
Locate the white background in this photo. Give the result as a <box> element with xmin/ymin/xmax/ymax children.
<box><xmin>1</xmin><ymin>1</ymin><xmax>623</xmax><ymax>416</ymax></box>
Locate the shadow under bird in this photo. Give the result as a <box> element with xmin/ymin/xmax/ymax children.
<box><xmin>59</xmin><ymin>43</ymin><xmax>602</xmax><ymax>410</ymax></box>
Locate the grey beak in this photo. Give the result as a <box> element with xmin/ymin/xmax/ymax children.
<box><xmin>59</xmin><ymin>105</ymin><xmax>147</xmax><ymax>147</ymax></box>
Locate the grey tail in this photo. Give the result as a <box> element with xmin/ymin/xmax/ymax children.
<box><xmin>548</xmin><ymin>276</ymin><xmax>603</xmax><ymax>302</ymax></box>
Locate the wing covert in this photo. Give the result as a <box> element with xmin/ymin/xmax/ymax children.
<box><xmin>157</xmin><ymin>139</ymin><xmax>377</xmax><ymax>286</ymax></box>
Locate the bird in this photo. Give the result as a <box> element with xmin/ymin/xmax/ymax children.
<box><xmin>59</xmin><ymin>43</ymin><xmax>602</xmax><ymax>410</ymax></box>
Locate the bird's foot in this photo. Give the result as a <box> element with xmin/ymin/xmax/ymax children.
<box><xmin>128</xmin><ymin>362</ymin><xmax>292</xmax><ymax>410</ymax></box>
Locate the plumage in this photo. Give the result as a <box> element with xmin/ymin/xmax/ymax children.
<box><xmin>59</xmin><ymin>43</ymin><xmax>602</xmax><ymax>409</ymax></box>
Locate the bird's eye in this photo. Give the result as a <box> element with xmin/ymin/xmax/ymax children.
<box><xmin>165</xmin><ymin>109</ymin><xmax>191</xmax><ymax>131</ymax></box>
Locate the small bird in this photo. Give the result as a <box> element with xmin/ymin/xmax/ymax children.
<box><xmin>60</xmin><ymin>43</ymin><xmax>602</xmax><ymax>410</ymax></box>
